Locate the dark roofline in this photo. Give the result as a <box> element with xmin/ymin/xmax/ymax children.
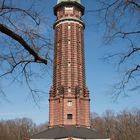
<box><xmin>31</xmin><ymin>126</ymin><xmax>109</xmax><ymax>139</ymax></box>
<box><xmin>54</xmin><ymin>2</ymin><xmax>85</xmax><ymax>16</ymax></box>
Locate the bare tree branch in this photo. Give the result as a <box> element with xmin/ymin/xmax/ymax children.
<box><xmin>119</xmin><ymin>48</ymin><xmax>140</xmax><ymax>64</ymax></box>
<box><xmin>127</xmin><ymin>0</ymin><xmax>140</xmax><ymax>9</ymax></box>
<box><xmin>126</xmin><ymin>65</ymin><xmax>140</xmax><ymax>81</ymax></box>
<box><xmin>0</xmin><ymin>24</ymin><xmax>48</xmax><ymax>65</ymax></box>
<box><xmin>91</xmin><ymin>0</ymin><xmax>140</xmax><ymax>98</ymax></box>
<box><xmin>0</xmin><ymin>0</ymin><xmax>53</xmax><ymax>103</ymax></box>
<box><xmin>0</xmin><ymin>6</ymin><xmax>40</xmax><ymax>25</ymax></box>
<box><xmin>113</xmin><ymin>31</ymin><xmax>140</xmax><ymax>38</ymax></box>
<box><xmin>87</xmin><ymin>0</ymin><xmax>119</xmax><ymax>13</ymax></box>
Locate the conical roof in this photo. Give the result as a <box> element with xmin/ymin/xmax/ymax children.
<box><xmin>57</xmin><ymin>0</ymin><xmax>81</xmax><ymax>4</ymax></box>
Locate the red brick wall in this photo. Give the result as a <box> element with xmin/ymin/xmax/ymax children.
<box><xmin>49</xmin><ymin>2</ymin><xmax>90</xmax><ymax>128</ymax></box>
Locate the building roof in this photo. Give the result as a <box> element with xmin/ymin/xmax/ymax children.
<box><xmin>31</xmin><ymin>126</ymin><xmax>108</xmax><ymax>139</ymax></box>
<box><xmin>57</xmin><ymin>0</ymin><xmax>81</xmax><ymax>4</ymax></box>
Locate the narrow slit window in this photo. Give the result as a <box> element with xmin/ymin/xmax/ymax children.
<box><xmin>68</xmin><ymin>87</ymin><xmax>71</xmax><ymax>92</ymax></box>
<box><xmin>68</xmin><ymin>62</ymin><xmax>71</xmax><ymax>67</ymax></box>
<box><xmin>67</xmin><ymin>101</ymin><xmax>72</xmax><ymax>106</ymax></box>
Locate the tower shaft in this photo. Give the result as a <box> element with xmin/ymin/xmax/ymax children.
<box><xmin>49</xmin><ymin>1</ymin><xmax>90</xmax><ymax>128</ymax></box>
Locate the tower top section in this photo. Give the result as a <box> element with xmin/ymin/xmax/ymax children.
<box><xmin>54</xmin><ymin>0</ymin><xmax>84</xmax><ymax>16</ymax></box>
<box><xmin>57</xmin><ymin>0</ymin><xmax>81</xmax><ymax>4</ymax></box>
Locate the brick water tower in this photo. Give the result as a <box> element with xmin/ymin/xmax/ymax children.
<box><xmin>49</xmin><ymin>0</ymin><xmax>90</xmax><ymax>128</ymax></box>
<box><xmin>25</xmin><ymin>0</ymin><xmax>111</xmax><ymax>139</ymax></box>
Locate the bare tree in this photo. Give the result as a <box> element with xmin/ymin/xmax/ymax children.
<box><xmin>0</xmin><ymin>0</ymin><xmax>53</xmax><ymax>102</ymax></box>
<box><xmin>36</xmin><ymin>121</ymin><xmax>48</xmax><ymax>132</ymax></box>
<box><xmin>89</xmin><ymin>0</ymin><xmax>140</xmax><ymax>98</ymax></box>
<box><xmin>90</xmin><ymin>112</ymin><xmax>105</xmax><ymax>134</ymax></box>
<box><xmin>91</xmin><ymin>109</ymin><xmax>140</xmax><ymax>140</ymax></box>
<box><xmin>0</xmin><ymin>118</ymin><xmax>38</xmax><ymax>140</ymax></box>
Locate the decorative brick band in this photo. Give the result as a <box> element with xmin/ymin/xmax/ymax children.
<box><xmin>53</xmin><ymin>17</ymin><xmax>85</xmax><ymax>29</ymax></box>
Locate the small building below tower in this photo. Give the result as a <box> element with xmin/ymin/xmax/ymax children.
<box><xmin>25</xmin><ymin>126</ymin><xmax>110</xmax><ymax>140</ymax></box>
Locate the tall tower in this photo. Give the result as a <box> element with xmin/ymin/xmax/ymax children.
<box><xmin>25</xmin><ymin>1</ymin><xmax>110</xmax><ymax>139</ymax></box>
<box><xmin>49</xmin><ymin>0</ymin><xmax>90</xmax><ymax>128</ymax></box>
